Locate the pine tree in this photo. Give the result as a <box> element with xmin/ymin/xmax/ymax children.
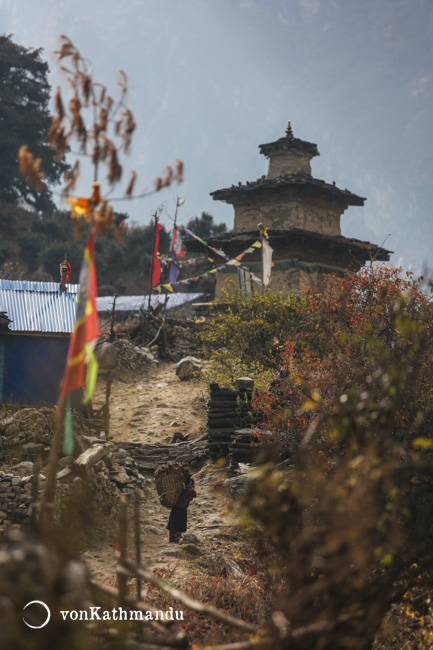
<box><xmin>0</xmin><ymin>34</ymin><xmax>67</xmax><ymax>211</ymax></box>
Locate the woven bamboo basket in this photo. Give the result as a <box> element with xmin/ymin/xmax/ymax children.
<box><xmin>154</xmin><ymin>463</ymin><xmax>190</xmax><ymax>509</ymax></box>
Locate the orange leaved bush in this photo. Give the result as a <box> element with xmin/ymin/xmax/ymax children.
<box><xmin>237</xmin><ymin>266</ymin><xmax>433</xmax><ymax>649</ymax></box>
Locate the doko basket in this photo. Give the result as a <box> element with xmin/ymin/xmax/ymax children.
<box><xmin>154</xmin><ymin>463</ymin><xmax>190</xmax><ymax>509</ymax></box>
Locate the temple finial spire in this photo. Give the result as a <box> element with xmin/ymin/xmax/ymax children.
<box><xmin>285</xmin><ymin>120</ymin><xmax>293</xmax><ymax>137</ymax></box>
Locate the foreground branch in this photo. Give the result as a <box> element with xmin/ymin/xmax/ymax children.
<box><xmin>124</xmin><ymin>560</ymin><xmax>258</xmax><ymax>634</ymax></box>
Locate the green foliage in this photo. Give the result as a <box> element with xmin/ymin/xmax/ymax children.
<box><xmin>0</xmin><ymin>35</ymin><xmax>67</xmax><ymax>211</ymax></box>
<box><xmin>200</xmin><ymin>289</ymin><xmax>304</xmax><ymax>387</ymax></box>
<box><xmin>186</xmin><ymin>211</ymin><xmax>227</xmax><ymax>240</ymax></box>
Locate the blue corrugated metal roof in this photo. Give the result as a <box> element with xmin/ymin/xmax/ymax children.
<box><xmin>0</xmin><ymin>279</ymin><xmax>79</xmax><ymax>333</ymax></box>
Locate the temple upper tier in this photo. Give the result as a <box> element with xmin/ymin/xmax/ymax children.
<box><xmin>186</xmin><ymin>122</ymin><xmax>392</xmax><ymax>295</ymax></box>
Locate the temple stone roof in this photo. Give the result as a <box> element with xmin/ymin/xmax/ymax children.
<box><xmin>259</xmin><ymin>133</ymin><xmax>319</xmax><ymax>158</ymax></box>
<box><xmin>185</xmin><ymin>228</ymin><xmax>392</xmax><ymax>267</ymax></box>
<box><xmin>210</xmin><ymin>172</ymin><xmax>366</xmax><ymax>207</ymax></box>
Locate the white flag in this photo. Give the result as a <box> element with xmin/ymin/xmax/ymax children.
<box><xmin>238</xmin><ymin>267</ymin><xmax>252</xmax><ymax>297</ymax></box>
<box><xmin>262</xmin><ymin>238</ymin><xmax>274</xmax><ymax>286</ymax></box>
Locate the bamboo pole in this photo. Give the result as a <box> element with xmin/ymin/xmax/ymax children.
<box><xmin>134</xmin><ymin>489</ymin><xmax>142</xmax><ymax>600</ymax></box>
<box><xmin>38</xmin><ymin>396</ymin><xmax>66</xmax><ymax>536</ymax></box>
<box><xmin>117</xmin><ymin>495</ymin><xmax>128</xmax><ymax>606</ymax></box>
<box><xmin>30</xmin><ymin>457</ymin><xmax>41</xmax><ymax>532</ymax></box>
<box><xmin>148</xmin><ymin>212</ymin><xmax>159</xmax><ymax>311</ymax></box>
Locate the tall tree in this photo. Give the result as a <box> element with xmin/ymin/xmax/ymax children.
<box><xmin>186</xmin><ymin>212</ymin><xmax>227</xmax><ymax>240</ymax></box>
<box><xmin>0</xmin><ymin>34</ymin><xmax>67</xmax><ymax>211</ymax></box>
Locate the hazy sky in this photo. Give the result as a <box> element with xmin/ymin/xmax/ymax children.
<box><xmin>1</xmin><ymin>0</ymin><xmax>432</xmax><ymax>271</ymax></box>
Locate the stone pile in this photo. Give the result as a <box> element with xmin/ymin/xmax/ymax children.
<box><xmin>229</xmin><ymin>428</ymin><xmax>272</xmax><ymax>470</ymax></box>
<box><xmin>122</xmin><ymin>436</ymin><xmax>208</xmax><ymax>473</ymax></box>
<box><xmin>0</xmin><ymin>437</ymin><xmax>147</xmax><ymax>527</ymax></box>
<box><xmin>0</xmin><ymin>470</ymin><xmax>36</xmax><ymax>525</ymax></box>
<box><xmin>95</xmin><ymin>339</ymin><xmax>158</xmax><ymax>372</ymax></box>
<box><xmin>112</xmin><ymin>315</ymin><xmax>203</xmax><ymax>363</ymax></box>
<box><xmin>165</xmin><ymin>320</ymin><xmax>203</xmax><ymax>362</ymax></box>
<box><xmin>0</xmin><ymin>407</ymin><xmax>53</xmax><ymax>463</ymax></box>
<box><xmin>207</xmin><ymin>379</ymin><xmax>256</xmax><ymax>460</ymax></box>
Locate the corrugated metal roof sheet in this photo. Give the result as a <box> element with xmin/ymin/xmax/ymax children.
<box><xmin>0</xmin><ymin>280</ymin><xmax>79</xmax><ymax>333</ymax></box>
<box><xmin>0</xmin><ymin>280</ymin><xmax>203</xmax><ymax>333</ymax></box>
<box><xmin>96</xmin><ymin>292</ymin><xmax>203</xmax><ymax>313</ymax></box>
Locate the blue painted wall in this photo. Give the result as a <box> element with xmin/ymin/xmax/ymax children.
<box><xmin>0</xmin><ymin>334</ymin><xmax>71</xmax><ymax>405</ymax></box>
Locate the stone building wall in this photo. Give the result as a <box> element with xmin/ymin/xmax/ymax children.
<box><xmin>214</xmin><ymin>260</ymin><xmax>343</xmax><ymax>298</ymax></box>
<box><xmin>234</xmin><ymin>199</ymin><xmax>343</xmax><ymax>235</ymax></box>
<box><xmin>267</xmin><ymin>150</ymin><xmax>313</xmax><ymax>178</ymax></box>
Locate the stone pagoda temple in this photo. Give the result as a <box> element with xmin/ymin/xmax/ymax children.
<box><xmin>186</xmin><ymin>122</ymin><xmax>392</xmax><ymax>295</ymax></box>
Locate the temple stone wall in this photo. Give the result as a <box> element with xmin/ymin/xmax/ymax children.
<box><xmin>267</xmin><ymin>150</ymin><xmax>312</xmax><ymax>178</ymax></box>
<box><xmin>234</xmin><ymin>200</ymin><xmax>343</xmax><ymax>236</ymax></box>
<box><xmin>215</xmin><ymin>263</ymin><xmax>340</xmax><ymax>297</ymax></box>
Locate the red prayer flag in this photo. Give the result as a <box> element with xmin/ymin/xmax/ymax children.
<box><xmin>152</xmin><ymin>223</ymin><xmax>164</xmax><ymax>288</ymax></box>
<box><xmin>171</xmin><ymin>225</ymin><xmax>185</xmax><ymax>258</ymax></box>
<box><xmin>59</xmin><ymin>229</ymin><xmax>100</xmax><ymax>400</ymax></box>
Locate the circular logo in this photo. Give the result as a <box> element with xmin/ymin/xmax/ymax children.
<box><xmin>23</xmin><ymin>600</ymin><xmax>51</xmax><ymax>629</ymax></box>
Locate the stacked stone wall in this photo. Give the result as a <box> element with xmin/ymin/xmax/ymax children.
<box><xmin>234</xmin><ymin>199</ymin><xmax>343</xmax><ymax>236</ymax></box>
<box><xmin>267</xmin><ymin>150</ymin><xmax>312</xmax><ymax>177</ymax></box>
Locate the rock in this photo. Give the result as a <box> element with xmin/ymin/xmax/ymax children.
<box><xmin>235</xmin><ymin>377</ymin><xmax>254</xmax><ymax>393</ymax></box>
<box><xmin>58</xmin><ymin>456</ymin><xmax>74</xmax><ymax>468</ymax></box>
<box><xmin>181</xmin><ymin>533</ymin><xmax>198</xmax><ymax>544</ymax></box>
<box><xmin>82</xmin><ymin>435</ymin><xmax>103</xmax><ymax>446</ymax></box>
<box><xmin>175</xmin><ymin>357</ymin><xmax>202</xmax><ymax>381</ymax></box>
<box><xmin>164</xmin><ymin>549</ymin><xmax>182</xmax><ymax>557</ymax></box>
<box><xmin>225</xmin><ymin>558</ymin><xmax>243</xmax><ymax>578</ymax></box>
<box><xmin>224</xmin><ymin>475</ymin><xmax>248</xmax><ymax>499</ymax></box>
<box><xmin>136</xmin><ymin>347</ymin><xmax>158</xmax><ymax>365</ymax></box>
<box><xmin>182</xmin><ymin>543</ymin><xmax>201</xmax><ymax>556</ymax></box>
<box><xmin>13</xmin><ymin>462</ymin><xmax>34</xmax><ymax>476</ymax></box>
<box><xmin>95</xmin><ymin>342</ymin><xmax>118</xmax><ymax>370</ymax></box>
<box><xmin>73</xmin><ymin>445</ymin><xmax>109</xmax><ymax>473</ymax></box>
<box><xmin>209</xmin><ymin>516</ymin><xmax>222</xmax><ymax>525</ymax></box>
<box><xmin>22</xmin><ymin>442</ymin><xmax>44</xmax><ymax>456</ymax></box>
<box><xmin>57</xmin><ymin>467</ymin><xmax>73</xmax><ymax>481</ymax></box>
<box><xmin>111</xmin><ymin>471</ymin><xmax>132</xmax><ymax>486</ymax></box>
<box><xmin>147</xmin><ymin>525</ymin><xmax>162</xmax><ymax>535</ymax></box>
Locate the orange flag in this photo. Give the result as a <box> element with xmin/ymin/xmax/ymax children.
<box><xmin>59</xmin><ymin>228</ymin><xmax>100</xmax><ymax>400</ymax></box>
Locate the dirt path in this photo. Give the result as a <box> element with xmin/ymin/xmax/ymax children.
<box><xmin>106</xmin><ymin>362</ymin><xmax>207</xmax><ymax>445</ymax></box>
<box><xmin>85</xmin><ymin>362</ymin><xmax>239</xmax><ymax>590</ymax></box>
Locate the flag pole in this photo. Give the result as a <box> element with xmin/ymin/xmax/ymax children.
<box><xmin>258</xmin><ymin>223</ymin><xmax>264</xmax><ymax>296</ymax></box>
<box><xmin>148</xmin><ymin>211</ymin><xmax>159</xmax><ymax>311</ymax></box>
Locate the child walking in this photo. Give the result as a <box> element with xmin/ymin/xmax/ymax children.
<box><xmin>167</xmin><ymin>475</ymin><xmax>196</xmax><ymax>543</ymax></box>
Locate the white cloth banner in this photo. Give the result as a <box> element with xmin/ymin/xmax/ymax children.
<box><xmin>262</xmin><ymin>238</ymin><xmax>274</xmax><ymax>286</ymax></box>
